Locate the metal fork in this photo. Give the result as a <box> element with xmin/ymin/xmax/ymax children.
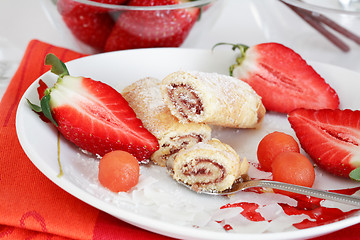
<box><xmin>175</xmin><ymin>176</ymin><xmax>360</xmax><ymax>207</ymax></box>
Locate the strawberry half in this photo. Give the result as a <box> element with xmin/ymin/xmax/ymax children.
<box><xmin>28</xmin><ymin>54</ymin><xmax>159</xmax><ymax>162</ymax></box>
<box><xmin>104</xmin><ymin>0</ymin><xmax>200</xmax><ymax>51</ymax></box>
<box><xmin>288</xmin><ymin>108</ymin><xmax>360</xmax><ymax>178</ymax></box>
<box><xmin>217</xmin><ymin>42</ymin><xmax>339</xmax><ymax>113</ymax></box>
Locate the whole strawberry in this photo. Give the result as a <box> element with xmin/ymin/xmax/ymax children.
<box><xmin>57</xmin><ymin>0</ymin><xmax>117</xmax><ymax>51</ymax></box>
<box><xmin>288</xmin><ymin>108</ymin><xmax>360</xmax><ymax>179</ymax></box>
<box><xmin>61</xmin><ymin>12</ymin><xmax>114</xmax><ymax>51</ymax></box>
<box><xmin>216</xmin><ymin>42</ymin><xmax>340</xmax><ymax>113</ymax></box>
<box><xmin>28</xmin><ymin>54</ymin><xmax>159</xmax><ymax>163</ymax></box>
<box><xmin>104</xmin><ymin>0</ymin><xmax>200</xmax><ymax>51</ymax></box>
<box><xmin>57</xmin><ymin>0</ymin><xmax>128</xmax><ymax>16</ymax></box>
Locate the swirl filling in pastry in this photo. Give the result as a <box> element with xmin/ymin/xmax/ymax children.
<box><xmin>180</xmin><ymin>159</ymin><xmax>226</xmax><ymax>192</ymax></box>
<box><xmin>159</xmin><ymin>133</ymin><xmax>204</xmax><ymax>161</ymax></box>
<box><xmin>161</xmin><ymin>71</ymin><xmax>266</xmax><ymax>128</ymax></box>
<box><xmin>121</xmin><ymin>77</ymin><xmax>211</xmax><ymax>167</ymax></box>
<box><xmin>168</xmin><ymin>83</ymin><xmax>204</xmax><ymax>120</ymax></box>
<box><xmin>170</xmin><ymin>139</ymin><xmax>249</xmax><ymax>193</ymax></box>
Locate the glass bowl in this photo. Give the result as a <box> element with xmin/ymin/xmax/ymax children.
<box><xmin>281</xmin><ymin>0</ymin><xmax>360</xmax><ymax>15</ymax></box>
<box><xmin>250</xmin><ymin>0</ymin><xmax>360</xmax><ymax>72</ymax></box>
<box><xmin>43</xmin><ymin>0</ymin><xmax>223</xmax><ymax>54</ymax></box>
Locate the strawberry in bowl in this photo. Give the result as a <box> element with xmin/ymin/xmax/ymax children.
<box><xmin>105</xmin><ymin>0</ymin><xmax>201</xmax><ymax>51</ymax></box>
<box><xmin>28</xmin><ymin>54</ymin><xmax>159</xmax><ymax>163</ymax></box>
<box><xmin>54</xmin><ymin>0</ymin><xmax>220</xmax><ymax>53</ymax></box>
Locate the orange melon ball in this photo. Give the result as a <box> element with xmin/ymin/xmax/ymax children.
<box><xmin>271</xmin><ymin>152</ymin><xmax>315</xmax><ymax>196</ymax></box>
<box><xmin>98</xmin><ymin>150</ymin><xmax>140</xmax><ymax>192</ymax></box>
<box><xmin>257</xmin><ymin>131</ymin><xmax>300</xmax><ymax>172</ymax></box>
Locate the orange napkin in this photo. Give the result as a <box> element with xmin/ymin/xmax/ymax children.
<box><xmin>0</xmin><ymin>39</ymin><xmax>358</xmax><ymax>240</ymax></box>
<box><xmin>0</xmin><ymin>39</ymin><xmax>173</xmax><ymax>240</ymax></box>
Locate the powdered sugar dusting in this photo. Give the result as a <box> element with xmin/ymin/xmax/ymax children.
<box><xmin>59</xmin><ymin>73</ymin><xmax>359</xmax><ymax>237</ymax></box>
<box><xmin>161</xmin><ymin>71</ymin><xmax>264</xmax><ymax>128</ymax></box>
<box><xmin>130</xmin><ymin>78</ymin><xmax>164</xmax><ymax>111</ymax></box>
<box><xmin>61</xmin><ymin>135</ymin><xmax>359</xmax><ymax>236</ymax></box>
<box><xmin>57</xmin><ymin>93</ymin><xmax>360</xmax><ymax>237</ymax></box>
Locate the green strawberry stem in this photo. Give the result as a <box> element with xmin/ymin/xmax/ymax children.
<box><xmin>57</xmin><ymin>131</ymin><xmax>63</xmax><ymax>177</ymax></box>
<box><xmin>40</xmin><ymin>93</ymin><xmax>58</xmax><ymax>127</ymax></box>
<box><xmin>27</xmin><ymin>53</ymin><xmax>71</xmax><ymax>178</ymax></box>
<box><xmin>28</xmin><ymin>54</ymin><xmax>71</xmax><ymax>127</ymax></box>
<box><xmin>350</xmin><ymin>167</ymin><xmax>360</xmax><ymax>181</ymax></box>
<box><xmin>212</xmin><ymin>42</ymin><xmax>249</xmax><ymax>76</ymax></box>
<box><xmin>46</xmin><ymin>53</ymin><xmax>70</xmax><ymax>179</ymax></box>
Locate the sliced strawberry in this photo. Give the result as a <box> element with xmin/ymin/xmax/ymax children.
<box><xmin>220</xmin><ymin>42</ymin><xmax>339</xmax><ymax>113</ymax></box>
<box><xmin>28</xmin><ymin>54</ymin><xmax>159</xmax><ymax>162</ymax></box>
<box><xmin>61</xmin><ymin>11</ymin><xmax>115</xmax><ymax>51</ymax></box>
<box><xmin>288</xmin><ymin>108</ymin><xmax>360</xmax><ymax>178</ymax></box>
<box><xmin>104</xmin><ymin>0</ymin><xmax>200</xmax><ymax>51</ymax></box>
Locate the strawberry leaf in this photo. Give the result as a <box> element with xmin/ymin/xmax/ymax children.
<box><xmin>45</xmin><ymin>53</ymin><xmax>69</xmax><ymax>77</ymax></box>
<box><xmin>26</xmin><ymin>98</ymin><xmax>42</xmax><ymax>113</ymax></box>
<box><xmin>212</xmin><ymin>42</ymin><xmax>249</xmax><ymax>76</ymax></box>
<box><xmin>40</xmin><ymin>93</ymin><xmax>58</xmax><ymax>127</ymax></box>
<box><xmin>349</xmin><ymin>167</ymin><xmax>360</xmax><ymax>181</ymax></box>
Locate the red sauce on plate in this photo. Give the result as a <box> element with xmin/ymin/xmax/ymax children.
<box><xmin>221</xmin><ymin>202</ymin><xmax>266</xmax><ymax>222</ymax></box>
<box><xmin>219</xmin><ymin>186</ymin><xmax>360</xmax><ymax>231</ymax></box>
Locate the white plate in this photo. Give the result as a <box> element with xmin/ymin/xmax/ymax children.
<box><xmin>16</xmin><ymin>48</ymin><xmax>360</xmax><ymax>240</ymax></box>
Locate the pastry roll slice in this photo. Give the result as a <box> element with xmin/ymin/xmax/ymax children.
<box><xmin>161</xmin><ymin>71</ymin><xmax>266</xmax><ymax>128</ymax></box>
<box><xmin>169</xmin><ymin>138</ymin><xmax>249</xmax><ymax>193</ymax></box>
<box><xmin>122</xmin><ymin>77</ymin><xmax>211</xmax><ymax>167</ymax></box>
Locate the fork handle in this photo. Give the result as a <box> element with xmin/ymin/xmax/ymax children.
<box><xmin>247</xmin><ymin>180</ymin><xmax>360</xmax><ymax>207</ymax></box>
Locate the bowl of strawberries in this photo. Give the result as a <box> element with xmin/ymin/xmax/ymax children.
<box><xmin>50</xmin><ymin>0</ymin><xmax>221</xmax><ymax>53</ymax></box>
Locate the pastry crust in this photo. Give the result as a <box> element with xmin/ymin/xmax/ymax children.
<box><xmin>161</xmin><ymin>71</ymin><xmax>266</xmax><ymax>128</ymax></box>
<box><xmin>122</xmin><ymin>77</ymin><xmax>211</xmax><ymax>167</ymax></box>
<box><xmin>169</xmin><ymin>138</ymin><xmax>249</xmax><ymax>193</ymax></box>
